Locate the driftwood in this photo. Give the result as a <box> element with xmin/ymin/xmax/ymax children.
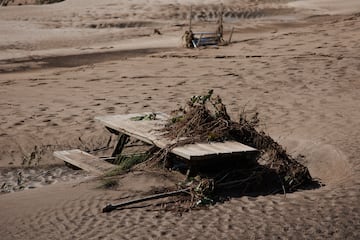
<box><xmin>102</xmin><ymin>188</ymin><xmax>190</xmax><ymax>212</ymax></box>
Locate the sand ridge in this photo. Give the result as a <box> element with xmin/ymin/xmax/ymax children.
<box><xmin>0</xmin><ymin>0</ymin><xmax>359</xmax><ymax>239</ymax></box>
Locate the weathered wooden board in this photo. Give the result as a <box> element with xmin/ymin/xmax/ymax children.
<box><xmin>53</xmin><ymin>149</ymin><xmax>113</xmax><ymax>175</ymax></box>
<box><xmin>95</xmin><ymin>112</ymin><xmax>169</xmax><ymax>146</ymax></box>
<box><xmin>192</xmin><ymin>32</ymin><xmax>221</xmax><ymax>47</ymax></box>
<box><xmin>193</xmin><ymin>32</ymin><xmax>219</xmax><ymax>35</ymax></box>
<box><xmin>172</xmin><ymin>142</ymin><xmax>256</xmax><ymax>161</ymax></box>
<box><xmin>95</xmin><ymin>113</ymin><xmax>258</xmax><ymax>161</ymax></box>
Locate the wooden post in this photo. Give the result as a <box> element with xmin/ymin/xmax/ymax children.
<box><xmin>111</xmin><ymin>134</ymin><xmax>129</xmax><ymax>157</ymax></box>
<box><xmin>197</xmin><ymin>34</ymin><xmax>203</xmax><ymax>47</ymax></box>
<box><xmin>216</xmin><ymin>4</ymin><xmax>224</xmax><ymax>43</ymax></box>
<box><xmin>220</xmin><ymin>4</ymin><xmax>224</xmax><ymax>28</ymax></box>
<box><xmin>189</xmin><ymin>5</ymin><xmax>193</xmax><ymax>32</ymax></box>
<box><xmin>220</xmin><ymin>4</ymin><xmax>224</xmax><ymax>37</ymax></box>
<box><xmin>228</xmin><ymin>27</ymin><xmax>234</xmax><ymax>44</ymax></box>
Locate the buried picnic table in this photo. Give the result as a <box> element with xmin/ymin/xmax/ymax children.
<box><xmin>54</xmin><ymin>112</ymin><xmax>259</xmax><ymax>175</ymax></box>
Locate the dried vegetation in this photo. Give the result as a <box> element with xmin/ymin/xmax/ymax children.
<box><xmin>135</xmin><ymin>90</ymin><xmax>313</xmax><ymax>208</ymax></box>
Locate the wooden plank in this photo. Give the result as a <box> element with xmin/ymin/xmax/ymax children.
<box><xmin>209</xmin><ymin>141</ymin><xmax>254</xmax><ymax>152</ymax></box>
<box><xmin>174</xmin><ymin>141</ymin><xmax>257</xmax><ymax>161</ymax></box>
<box><xmin>53</xmin><ymin>149</ymin><xmax>114</xmax><ymax>175</ymax></box>
<box><xmin>193</xmin><ymin>32</ymin><xmax>219</xmax><ymax>35</ymax></box>
<box><xmin>95</xmin><ymin>113</ymin><xmax>258</xmax><ymax>162</ymax></box>
<box><xmin>172</xmin><ymin>144</ymin><xmax>218</xmax><ymax>160</ymax></box>
<box><xmin>195</xmin><ymin>143</ymin><xmax>226</xmax><ymax>154</ymax></box>
<box><xmin>95</xmin><ymin>112</ymin><xmax>169</xmax><ymax>146</ymax></box>
<box><xmin>194</xmin><ymin>36</ymin><xmax>220</xmax><ymax>47</ymax></box>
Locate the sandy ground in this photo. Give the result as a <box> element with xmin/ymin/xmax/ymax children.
<box><xmin>0</xmin><ymin>0</ymin><xmax>359</xmax><ymax>239</ymax></box>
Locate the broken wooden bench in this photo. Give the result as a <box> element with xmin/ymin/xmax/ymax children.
<box><xmin>54</xmin><ymin>112</ymin><xmax>259</xmax><ymax>175</ymax></box>
<box><xmin>192</xmin><ymin>32</ymin><xmax>222</xmax><ymax>48</ymax></box>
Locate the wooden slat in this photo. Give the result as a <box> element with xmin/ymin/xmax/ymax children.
<box><xmin>211</xmin><ymin>141</ymin><xmax>254</xmax><ymax>152</ymax></box>
<box><xmin>95</xmin><ymin>113</ymin><xmax>258</xmax><ymax>161</ymax></box>
<box><xmin>174</xmin><ymin>141</ymin><xmax>257</xmax><ymax>161</ymax></box>
<box><xmin>193</xmin><ymin>32</ymin><xmax>219</xmax><ymax>35</ymax></box>
<box><xmin>195</xmin><ymin>37</ymin><xmax>220</xmax><ymax>47</ymax></box>
<box><xmin>204</xmin><ymin>143</ymin><xmax>231</xmax><ymax>153</ymax></box>
<box><xmin>53</xmin><ymin>149</ymin><xmax>113</xmax><ymax>175</ymax></box>
<box><xmin>172</xmin><ymin>144</ymin><xmax>218</xmax><ymax>160</ymax></box>
<box><xmin>95</xmin><ymin>112</ymin><xmax>169</xmax><ymax>146</ymax></box>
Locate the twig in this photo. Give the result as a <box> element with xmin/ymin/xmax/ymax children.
<box><xmin>102</xmin><ymin>187</ymin><xmax>191</xmax><ymax>213</ymax></box>
<box><xmin>215</xmin><ymin>172</ymin><xmax>231</xmax><ymax>184</ymax></box>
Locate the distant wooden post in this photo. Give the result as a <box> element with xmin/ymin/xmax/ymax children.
<box><xmin>189</xmin><ymin>5</ymin><xmax>193</xmax><ymax>32</ymax></box>
<box><xmin>228</xmin><ymin>27</ymin><xmax>234</xmax><ymax>44</ymax></box>
<box><xmin>217</xmin><ymin>4</ymin><xmax>224</xmax><ymax>41</ymax></box>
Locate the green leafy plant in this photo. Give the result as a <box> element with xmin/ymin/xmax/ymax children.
<box><xmin>117</xmin><ymin>154</ymin><xmax>148</xmax><ymax>170</ymax></box>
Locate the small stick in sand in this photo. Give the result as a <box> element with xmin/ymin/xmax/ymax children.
<box><xmin>102</xmin><ymin>188</ymin><xmax>190</xmax><ymax>213</ymax></box>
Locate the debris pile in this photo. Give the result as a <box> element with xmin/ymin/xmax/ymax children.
<box><xmin>135</xmin><ymin>90</ymin><xmax>313</xmax><ymax>208</ymax></box>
